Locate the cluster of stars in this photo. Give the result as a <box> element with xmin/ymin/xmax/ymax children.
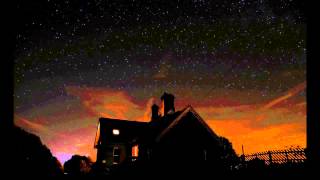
<box><xmin>14</xmin><ymin>0</ymin><xmax>305</xmax><ymax>111</ymax></box>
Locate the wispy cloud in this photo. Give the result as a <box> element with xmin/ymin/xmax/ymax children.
<box><xmin>14</xmin><ymin>114</ymin><xmax>67</xmax><ymax>139</ymax></box>
<box><xmin>195</xmin><ymin>82</ymin><xmax>306</xmax><ymax>154</ymax></box>
<box><xmin>263</xmin><ymin>81</ymin><xmax>306</xmax><ymax>110</ymax></box>
<box><xmin>15</xmin><ymin>114</ymin><xmax>50</xmax><ymax>133</ymax></box>
<box><xmin>15</xmin><ymin>82</ymin><xmax>306</xmax><ymax>163</ymax></box>
<box><xmin>65</xmin><ymin>86</ymin><xmax>158</xmax><ymax>122</ymax></box>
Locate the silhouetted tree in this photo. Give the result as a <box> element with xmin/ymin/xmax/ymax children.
<box><xmin>90</xmin><ymin>162</ymin><xmax>111</xmax><ymax>177</ymax></box>
<box><xmin>247</xmin><ymin>157</ymin><xmax>266</xmax><ymax>170</ymax></box>
<box><xmin>64</xmin><ymin>155</ymin><xmax>93</xmax><ymax>176</ymax></box>
<box><xmin>8</xmin><ymin>126</ymin><xmax>63</xmax><ymax>177</ymax></box>
<box><xmin>218</xmin><ymin>136</ymin><xmax>240</xmax><ymax>169</ymax></box>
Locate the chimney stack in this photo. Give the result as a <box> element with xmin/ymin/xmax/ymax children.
<box><xmin>151</xmin><ymin>104</ymin><xmax>159</xmax><ymax>121</ymax></box>
<box><xmin>161</xmin><ymin>92</ymin><xmax>175</xmax><ymax>116</ymax></box>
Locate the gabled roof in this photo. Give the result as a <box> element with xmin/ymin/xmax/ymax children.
<box><xmin>94</xmin><ymin>106</ymin><xmax>219</xmax><ymax>147</ymax></box>
<box><xmin>155</xmin><ymin>105</ymin><xmax>219</xmax><ymax>142</ymax></box>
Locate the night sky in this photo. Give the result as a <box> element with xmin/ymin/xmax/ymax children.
<box><xmin>14</xmin><ymin>0</ymin><xmax>306</xmax><ymax>164</ymax></box>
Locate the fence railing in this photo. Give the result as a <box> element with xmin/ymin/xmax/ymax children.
<box><xmin>243</xmin><ymin>147</ymin><xmax>306</xmax><ymax>165</ymax></box>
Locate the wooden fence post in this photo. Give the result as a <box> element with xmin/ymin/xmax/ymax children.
<box><xmin>268</xmin><ymin>151</ymin><xmax>272</xmax><ymax>165</ymax></box>
<box><xmin>285</xmin><ymin>150</ymin><xmax>289</xmax><ymax>163</ymax></box>
<box><xmin>243</xmin><ymin>148</ymin><xmax>306</xmax><ymax>166</ymax></box>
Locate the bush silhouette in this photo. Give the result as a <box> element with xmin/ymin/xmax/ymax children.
<box><xmin>218</xmin><ymin>136</ymin><xmax>240</xmax><ymax>169</ymax></box>
<box><xmin>8</xmin><ymin>126</ymin><xmax>63</xmax><ymax>177</ymax></box>
<box><xmin>64</xmin><ymin>155</ymin><xmax>93</xmax><ymax>176</ymax></box>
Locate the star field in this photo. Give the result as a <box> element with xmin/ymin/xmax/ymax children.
<box><xmin>14</xmin><ymin>0</ymin><xmax>306</xmax><ymax>163</ymax></box>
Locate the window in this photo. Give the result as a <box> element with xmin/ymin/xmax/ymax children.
<box><xmin>112</xmin><ymin>129</ymin><xmax>120</xmax><ymax>135</ymax></box>
<box><xmin>132</xmin><ymin>145</ymin><xmax>139</xmax><ymax>157</ymax></box>
<box><xmin>113</xmin><ymin>146</ymin><xmax>120</xmax><ymax>164</ymax></box>
<box><xmin>203</xmin><ymin>149</ymin><xmax>207</xmax><ymax>161</ymax></box>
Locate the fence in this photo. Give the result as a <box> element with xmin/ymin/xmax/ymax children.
<box><xmin>243</xmin><ymin>147</ymin><xmax>306</xmax><ymax>165</ymax></box>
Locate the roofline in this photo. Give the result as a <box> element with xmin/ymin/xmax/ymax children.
<box><xmin>99</xmin><ymin>117</ymin><xmax>148</xmax><ymax>124</ymax></box>
<box><xmin>155</xmin><ymin>105</ymin><xmax>219</xmax><ymax>142</ymax></box>
<box><xmin>188</xmin><ymin>106</ymin><xmax>219</xmax><ymax>138</ymax></box>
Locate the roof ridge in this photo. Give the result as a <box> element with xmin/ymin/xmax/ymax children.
<box><xmin>187</xmin><ymin>106</ymin><xmax>219</xmax><ymax>139</ymax></box>
<box><xmin>99</xmin><ymin>117</ymin><xmax>147</xmax><ymax>123</ymax></box>
<box><xmin>155</xmin><ymin>105</ymin><xmax>193</xmax><ymax>142</ymax></box>
<box><xmin>155</xmin><ymin>105</ymin><xmax>218</xmax><ymax>142</ymax></box>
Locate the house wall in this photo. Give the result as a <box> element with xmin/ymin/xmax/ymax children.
<box><xmin>153</xmin><ymin>112</ymin><xmax>222</xmax><ymax>165</ymax></box>
<box><xmin>95</xmin><ymin>118</ymin><xmax>148</xmax><ymax>168</ymax></box>
<box><xmin>97</xmin><ymin>143</ymin><xmax>128</xmax><ymax>167</ymax></box>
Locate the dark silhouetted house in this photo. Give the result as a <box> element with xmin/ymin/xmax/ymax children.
<box><xmin>94</xmin><ymin>92</ymin><xmax>238</xmax><ymax>173</ymax></box>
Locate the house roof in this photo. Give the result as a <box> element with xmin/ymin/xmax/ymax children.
<box><xmin>155</xmin><ymin>105</ymin><xmax>219</xmax><ymax>142</ymax></box>
<box><xmin>94</xmin><ymin>105</ymin><xmax>219</xmax><ymax>147</ymax></box>
<box><xmin>98</xmin><ymin>118</ymin><xmax>148</xmax><ymax>127</ymax></box>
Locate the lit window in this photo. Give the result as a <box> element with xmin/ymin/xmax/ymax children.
<box><xmin>112</xmin><ymin>129</ymin><xmax>120</xmax><ymax>135</ymax></box>
<box><xmin>113</xmin><ymin>146</ymin><xmax>120</xmax><ymax>164</ymax></box>
<box><xmin>132</xmin><ymin>145</ymin><xmax>139</xmax><ymax>157</ymax></box>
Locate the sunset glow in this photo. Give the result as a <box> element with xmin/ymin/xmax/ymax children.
<box><xmin>15</xmin><ymin>81</ymin><xmax>305</xmax><ymax>163</ymax></box>
<box><xmin>14</xmin><ymin>0</ymin><xmax>305</xmax><ymax>165</ymax></box>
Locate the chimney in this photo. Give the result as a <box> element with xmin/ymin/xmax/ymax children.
<box><xmin>151</xmin><ymin>104</ymin><xmax>159</xmax><ymax>121</ymax></box>
<box><xmin>160</xmin><ymin>92</ymin><xmax>175</xmax><ymax>116</ymax></box>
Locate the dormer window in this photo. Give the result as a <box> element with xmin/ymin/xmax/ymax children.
<box><xmin>112</xmin><ymin>129</ymin><xmax>120</xmax><ymax>135</ymax></box>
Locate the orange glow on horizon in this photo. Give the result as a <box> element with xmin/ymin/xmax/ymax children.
<box><xmin>15</xmin><ymin>83</ymin><xmax>306</xmax><ymax>164</ymax></box>
<box><xmin>208</xmin><ymin>119</ymin><xmax>305</xmax><ymax>155</ymax></box>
